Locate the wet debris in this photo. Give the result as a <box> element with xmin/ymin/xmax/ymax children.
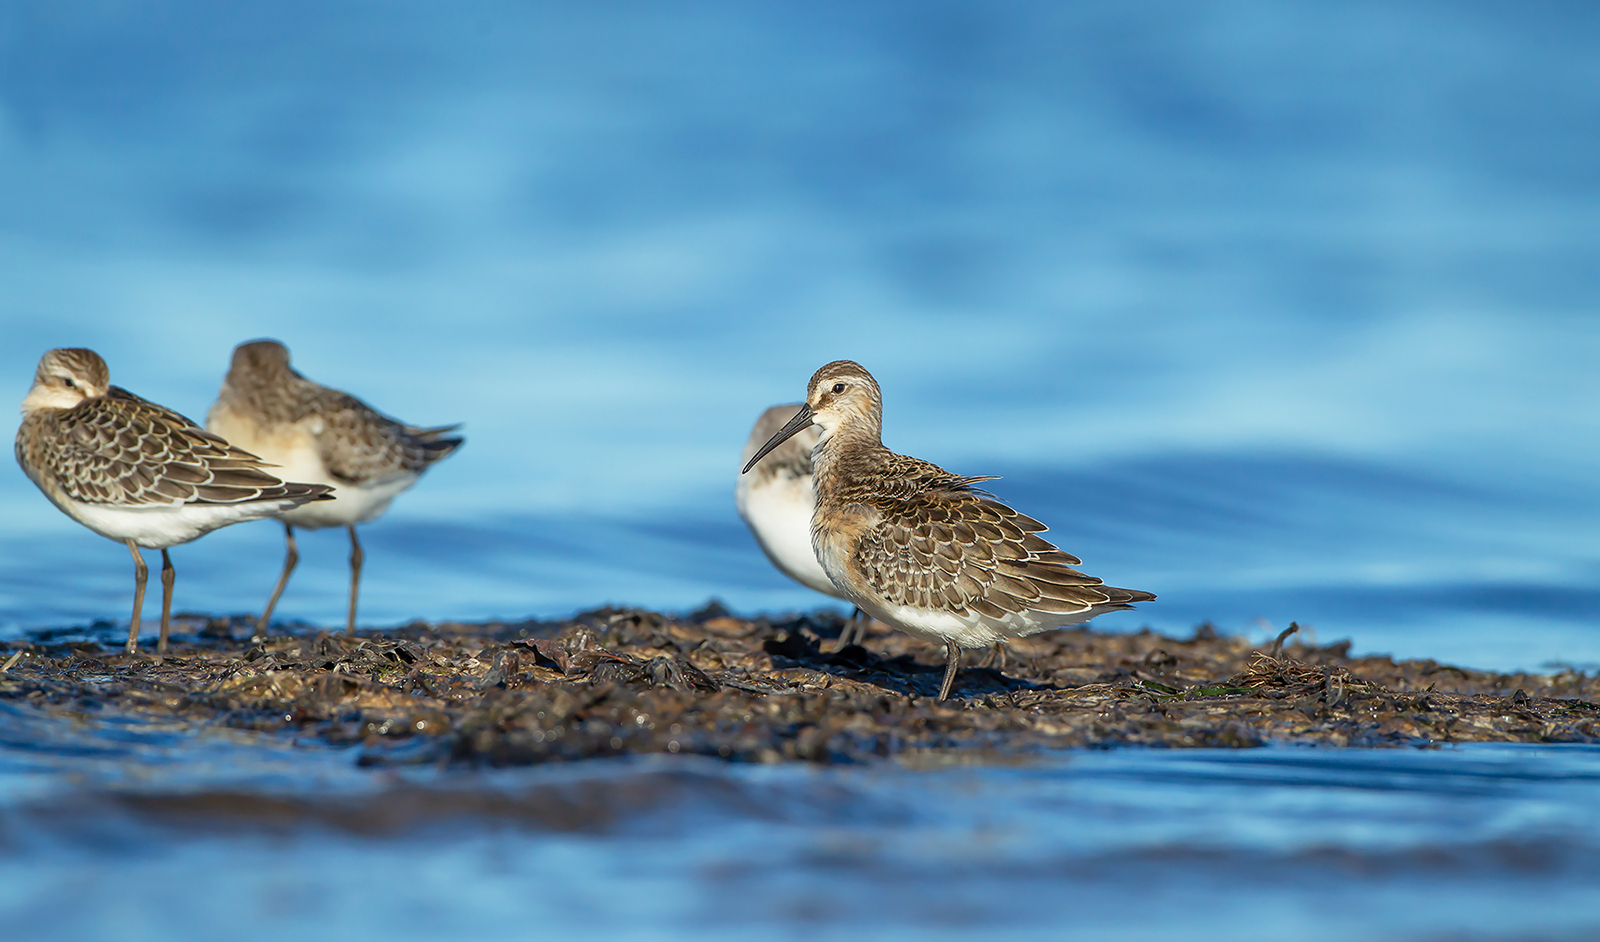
<box><xmin>1</xmin><ymin>608</ymin><xmax>1597</xmax><ymax>766</ymax></box>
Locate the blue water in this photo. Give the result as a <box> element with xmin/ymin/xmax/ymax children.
<box><xmin>3</xmin><ymin>2</ymin><xmax>1600</xmax><ymax>937</ymax></box>
<box><xmin>3</xmin><ymin>703</ymin><xmax>1599</xmax><ymax>942</ymax></box>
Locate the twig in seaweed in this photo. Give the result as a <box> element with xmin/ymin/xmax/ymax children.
<box><xmin>1268</xmin><ymin>623</ymin><xmax>1300</xmax><ymax>659</ymax></box>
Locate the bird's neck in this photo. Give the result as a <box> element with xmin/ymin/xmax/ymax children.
<box><xmin>812</xmin><ymin>420</ymin><xmax>886</xmax><ymax>504</ymax></box>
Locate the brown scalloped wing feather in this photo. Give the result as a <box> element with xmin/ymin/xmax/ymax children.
<box><xmin>851</xmin><ymin>454</ymin><xmax>1150</xmax><ymax>617</ymax></box>
<box><xmin>313</xmin><ymin>390</ymin><xmax>463</xmax><ymax>485</ymax></box>
<box><xmin>38</xmin><ymin>389</ymin><xmax>328</xmax><ymax>506</ymax></box>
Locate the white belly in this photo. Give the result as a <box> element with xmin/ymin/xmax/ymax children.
<box><xmin>62</xmin><ymin>495</ymin><xmax>309</xmax><ymax>549</ymax></box>
<box><xmin>208</xmin><ymin>408</ymin><xmax>417</xmax><ymax>529</ymax></box>
<box><xmin>278</xmin><ymin>472</ymin><xmax>419</xmax><ymax>528</ymax></box>
<box><xmin>736</xmin><ymin>474</ymin><xmax>843</xmax><ymax>599</ymax></box>
<box><xmin>859</xmin><ymin>599</ymin><xmax>1058</xmax><ymax>649</ymax></box>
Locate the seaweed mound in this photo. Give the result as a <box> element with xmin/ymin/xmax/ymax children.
<box><xmin>4</xmin><ymin>611</ymin><xmax>1598</xmax><ymax>765</ymax></box>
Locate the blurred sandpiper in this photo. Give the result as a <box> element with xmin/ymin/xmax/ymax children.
<box><xmin>15</xmin><ymin>348</ymin><xmax>333</xmax><ymax>654</ymax></box>
<box><xmin>207</xmin><ymin>339</ymin><xmax>463</xmax><ymax>636</ymax></box>
<box><xmin>736</xmin><ymin>404</ymin><xmax>867</xmax><ymax>649</ymax></box>
<box><xmin>743</xmin><ymin>360</ymin><xmax>1155</xmax><ymax>701</ymax></box>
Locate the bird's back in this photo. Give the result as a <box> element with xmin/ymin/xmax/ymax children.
<box><xmin>817</xmin><ymin>445</ymin><xmax>1153</xmax><ymax>644</ymax></box>
<box><xmin>209</xmin><ymin>352</ymin><xmax>462</xmax><ymax>486</ymax></box>
<box><xmin>20</xmin><ymin>386</ymin><xmax>333</xmax><ymax>547</ymax></box>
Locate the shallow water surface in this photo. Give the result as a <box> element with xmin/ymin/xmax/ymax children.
<box><xmin>3</xmin><ymin>704</ymin><xmax>1599</xmax><ymax>942</ymax></box>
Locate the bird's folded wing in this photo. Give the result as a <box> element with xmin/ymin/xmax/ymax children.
<box><xmin>854</xmin><ymin>477</ymin><xmax>1143</xmax><ymax>619</ymax></box>
<box><xmin>47</xmin><ymin>390</ymin><xmax>315</xmax><ymax>506</ymax></box>
<box><xmin>314</xmin><ymin>391</ymin><xmax>463</xmax><ymax>484</ymax></box>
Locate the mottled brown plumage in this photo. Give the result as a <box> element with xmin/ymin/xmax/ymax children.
<box><xmin>20</xmin><ymin>385</ymin><xmax>324</xmax><ymax>509</ymax></box>
<box><xmin>15</xmin><ymin>348</ymin><xmax>333</xmax><ymax>654</ymax></box>
<box><xmin>744</xmin><ymin>359</ymin><xmax>1154</xmax><ymax>700</ymax></box>
<box><xmin>209</xmin><ymin>340</ymin><xmax>462</xmax><ymax>488</ymax></box>
<box><xmin>828</xmin><ymin>449</ymin><xmax>1132</xmax><ymax>618</ymax></box>
<box><xmin>206</xmin><ymin>339</ymin><xmax>463</xmax><ymax>635</ymax></box>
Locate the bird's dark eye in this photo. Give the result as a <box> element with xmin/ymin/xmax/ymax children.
<box><xmin>832</xmin><ymin>383</ymin><xmax>845</xmax><ymax>394</ymax></box>
<box><xmin>62</xmin><ymin>378</ymin><xmax>76</xmax><ymax>388</ymax></box>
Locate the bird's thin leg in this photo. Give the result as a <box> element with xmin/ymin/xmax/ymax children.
<box><xmin>346</xmin><ymin>525</ymin><xmax>363</xmax><ymax>636</ymax></box>
<box><xmin>833</xmin><ymin>606</ymin><xmax>865</xmax><ymax>653</ymax></box>
<box><xmin>125</xmin><ymin>541</ymin><xmax>147</xmax><ymax>655</ymax></box>
<box><xmin>256</xmin><ymin>523</ymin><xmax>298</xmax><ymax>637</ymax></box>
<box><xmin>939</xmin><ymin>640</ymin><xmax>962</xmax><ymax>701</ymax></box>
<box><xmin>157</xmin><ymin>549</ymin><xmax>175</xmax><ymax>655</ymax></box>
<box><xmin>978</xmin><ymin>641</ymin><xmax>1007</xmax><ymax>671</ymax></box>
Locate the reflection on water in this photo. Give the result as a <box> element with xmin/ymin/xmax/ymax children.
<box><xmin>3</xmin><ymin>704</ymin><xmax>1600</xmax><ymax>942</ymax></box>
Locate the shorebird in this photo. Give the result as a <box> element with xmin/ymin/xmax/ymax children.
<box><xmin>206</xmin><ymin>339</ymin><xmax>463</xmax><ymax>636</ymax></box>
<box><xmin>736</xmin><ymin>404</ymin><xmax>868</xmax><ymax>649</ymax></box>
<box><xmin>742</xmin><ymin>360</ymin><xmax>1155</xmax><ymax>701</ymax></box>
<box><xmin>15</xmin><ymin>348</ymin><xmax>333</xmax><ymax>655</ymax></box>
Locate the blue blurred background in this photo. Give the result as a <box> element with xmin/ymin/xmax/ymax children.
<box><xmin>7</xmin><ymin>8</ymin><xmax>1600</xmax><ymax>942</ymax></box>
<box><xmin>4</xmin><ymin>0</ymin><xmax>1599</xmax><ymax>669</ymax></box>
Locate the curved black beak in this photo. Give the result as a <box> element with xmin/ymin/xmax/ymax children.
<box><xmin>741</xmin><ymin>404</ymin><xmax>816</xmax><ymax>474</ymax></box>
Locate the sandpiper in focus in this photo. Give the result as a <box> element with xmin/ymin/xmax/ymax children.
<box><xmin>742</xmin><ymin>359</ymin><xmax>1155</xmax><ymax>700</ymax></box>
<box><xmin>737</xmin><ymin>404</ymin><xmax>869</xmax><ymax>650</ymax></box>
<box><xmin>14</xmin><ymin>348</ymin><xmax>334</xmax><ymax>654</ymax></box>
